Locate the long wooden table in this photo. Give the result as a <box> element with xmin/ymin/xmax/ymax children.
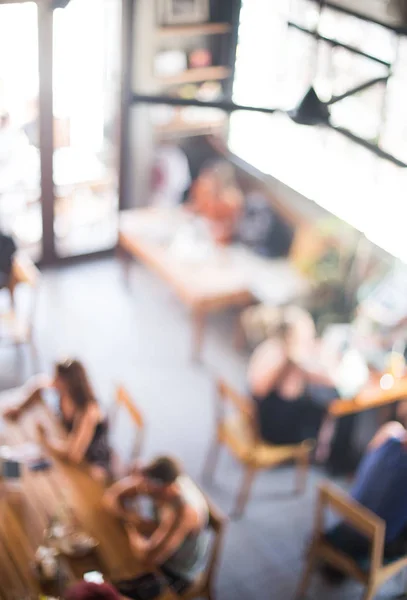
<box><xmin>118</xmin><ymin>208</ymin><xmax>308</xmax><ymax>360</ymax></box>
<box><xmin>0</xmin><ymin>388</ymin><xmax>174</xmax><ymax>599</ymax></box>
<box><xmin>330</xmin><ymin>374</ymin><xmax>407</xmax><ymax>417</ymax></box>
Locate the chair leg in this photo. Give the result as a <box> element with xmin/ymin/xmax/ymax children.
<box><xmin>361</xmin><ymin>583</ymin><xmax>378</xmax><ymax>600</ymax></box>
<box><xmin>231</xmin><ymin>465</ymin><xmax>256</xmax><ymax>519</ymax></box>
<box><xmin>294</xmin><ymin>549</ymin><xmax>317</xmax><ymax>600</ymax></box>
<box><xmin>204</xmin><ymin>584</ymin><xmax>215</xmax><ymax>600</ymax></box>
<box><xmin>202</xmin><ymin>439</ymin><xmax>221</xmax><ymax>483</ymax></box>
<box><xmin>295</xmin><ymin>450</ymin><xmax>310</xmax><ymax>495</ymax></box>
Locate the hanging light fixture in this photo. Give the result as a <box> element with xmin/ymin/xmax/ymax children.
<box><xmin>288</xmin><ymin>86</ymin><xmax>330</xmax><ymax>126</ymax></box>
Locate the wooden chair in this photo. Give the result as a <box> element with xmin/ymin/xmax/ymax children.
<box><xmin>295</xmin><ymin>482</ymin><xmax>407</xmax><ymax>600</ymax></box>
<box><xmin>203</xmin><ymin>379</ymin><xmax>313</xmax><ymax>518</ymax></box>
<box><xmin>180</xmin><ymin>498</ymin><xmax>226</xmax><ymax>600</ymax></box>
<box><xmin>1</xmin><ymin>253</ymin><xmax>40</xmax><ymax>368</ymax></box>
<box><xmin>156</xmin><ymin>495</ymin><xmax>226</xmax><ymax>600</ymax></box>
<box><xmin>109</xmin><ymin>385</ymin><xmax>145</xmax><ymax>479</ymax></box>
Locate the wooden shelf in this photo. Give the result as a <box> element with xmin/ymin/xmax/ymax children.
<box><xmin>158</xmin><ymin>66</ymin><xmax>230</xmax><ymax>86</ymax></box>
<box><xmin>156</xmin><ymin>22</ymin><xmax>231</xmax><ymax>38</ymax></box>
<box><xmin>155</xmin><ymin>118</ymin><xmax>226</xmax><ymax>136</ymax></box>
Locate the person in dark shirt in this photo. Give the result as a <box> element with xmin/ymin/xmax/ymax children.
<box><xmin>248</xmin><ymin>306</ymin><xmax>339</xmax><ymax>446</ymax></box>
<box><xmin>326</xmin><ymin>421</ymin><xmax>407</xmax><ymax>564</ymax></box>
<box><xmin>4</xmin><ymin>359</ymin><xmax>111</xmax><ymax>481</ymax></box>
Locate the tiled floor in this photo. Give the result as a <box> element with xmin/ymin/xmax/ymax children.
<box><xmin>0</xmin><ymin>257</ymin><xmax>404</xmax><ymax>600</ymax></box>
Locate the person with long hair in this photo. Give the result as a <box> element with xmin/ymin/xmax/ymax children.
<box><xmin>4</xmin><ymin>359</ymin><xmax>111</xmax><ymax>481</ymax></box>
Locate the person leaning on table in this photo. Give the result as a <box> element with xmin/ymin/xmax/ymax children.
<box><xmin>4</xmin><ymin>358</ymin><xmax>111</xmax><ymax>482</ymax></box>
<box><xmin>103</xmin><ymin>456</ymin><xmax>210</xmax><ymax>594</ymax></box>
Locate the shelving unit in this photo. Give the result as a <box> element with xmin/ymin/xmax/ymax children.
<box><xmin>156</xmin><ymin>22</ymin><xmax>231</xmax><ymax>38</ymax></box>
<box><xmin>158</xmin><ymin>66</ymin><xmax>230</xmax><ymax>86</ymax></box>
<box><xmin>149</xmin><ymin>2</ymin><xmax>238</xmax><ymax>138</ymax></box>
<box><xmin>155</xmin><ymin>117</ymin><xmax>226</xmax><ymax>136</ymax></box>
<box><xmin>127</xmin><ymin>0</ymin><xmax>242</xmax><ymax>206</ymax></box>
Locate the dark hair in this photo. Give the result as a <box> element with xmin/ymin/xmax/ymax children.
<box><xmin>64</xmin><ymin>582</ymin><xmax>120</xmax><ymax>600</ymax></box>
<box><xmin>142</xmin><ymin>456</ymin><xmax>182</xmax><ymax>485</ymax></box>
<box><xmin>56</xmin><ymin>359</ymin><xmax>97</xmax><ymax>410</ymax></box>
<box><xmin>275</xmin><ymin>319</ymin><xmax>292</xmax><ymax>341</ymax></box>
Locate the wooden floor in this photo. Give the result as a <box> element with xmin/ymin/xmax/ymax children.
<box><xmin>0</xmin><ymin>257</ymin><xmax>403</xmax><ymax>600</ymax></box>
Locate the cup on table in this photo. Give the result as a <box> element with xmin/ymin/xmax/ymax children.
<box><xmin>35</xmin><ymin>545</ymin><xmax>59</xmax><ymax>580</ymax></box>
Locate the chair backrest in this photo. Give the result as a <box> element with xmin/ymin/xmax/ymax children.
<box><xmin>109</xmin><ymin>386</ymin><xmax>145</xmax><ymax>478</ymax></box>
<box><xmin>316</xmin><ymin>482</ymin><xmax>385</xmax><ymax>572</ymax></box>
<box><xmin>202</xmin><ymin>495</ymin><xmax>227</xmax><ymax>591</ymax></box>
<box><xmin>216</xmin><ymin>379</ymin><xmax>258</xmax><ymax>443</ymax></box>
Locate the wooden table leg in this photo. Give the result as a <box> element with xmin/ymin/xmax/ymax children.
<box><xmin>116</xmin><ymin>244</ymin><xmax>132</xmax><ymax>288</ymax></box>
<box><xmin>191</xmin><ymin>310</ymin><xmax>206</xmax><ymax>362</ymax></box>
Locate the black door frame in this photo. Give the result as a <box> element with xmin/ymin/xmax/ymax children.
<box><xmin>1</xmin><ymin>0</ymin><xmax>126</xmax><ymax>266</ymax></box>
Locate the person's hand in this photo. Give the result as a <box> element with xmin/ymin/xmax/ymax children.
<box><xmin>36</xmin><ymin>422</ymin><xmax>48</xmax><ymax>441</ymax></box>
<box><xmin>129</xmin><ymin>459</ymin><xmax>143</xmax><ymax>476</ymax></box>
<box><xmin>3</xmin><ymin>405</ymin><xmax>22</xmax><ymax>421</ymax></box>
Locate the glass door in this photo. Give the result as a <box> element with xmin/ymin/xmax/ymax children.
<box><xmin>0</xmin><ymin>1</ymin><xmax>41</xmax><ymax>261</ymax></box>
<box><xmin>52</xmin><ymin>0</ymin><xmax>121</xmax><ymax>257</ymax></box>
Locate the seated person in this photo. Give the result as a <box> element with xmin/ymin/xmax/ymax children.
<box><xmin>64</xmin><ymin>582</ymin><xmax>120</xmax><ymax>600</ymax></box>
<box><xmin>248</xmin><ymin>306</ymin><xmax>339</xmax><ymax>446</ymax></box>
<box><xmin>325</xmin><ymin>421</ymin><xmax>407</xmax><ymax>567</ymax></box>
<box><xmin>4</xmin><ymin>359</ymin><xmax>111</xmax><ymax>481</ymax></box>
<box><xmin>188</xmin><ymin>160</ymin><xmax>243</xmax><ymax>244</ymax></box>
<box><xmin>103</xmin><ymin>456</ymin><xmax>209</xmax><ymax>592</ymax></box>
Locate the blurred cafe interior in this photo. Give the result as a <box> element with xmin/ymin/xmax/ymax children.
<box><xmin>3</xmin><ymin>1</ymin><xmax>407</xmax><ymax>599</ymax></box>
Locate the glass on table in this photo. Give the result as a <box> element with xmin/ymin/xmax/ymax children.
<box><xmin>380</xmin><ymin>341</ymin><xmax>407</xmax><ymax>390</ymax></box>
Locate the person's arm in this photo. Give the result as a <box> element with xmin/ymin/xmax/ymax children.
<box><xmin>4</xmin><ymin>374</ymin><xmax>52</xmax><ymax>419</ymax></box>
<box><xmin>128</xmin><ymin>504</ymin><xmax>193</xmax><ymax>567</ymax></box>
<box><xmin>247</xmin><ymin>341</ymin><xmax>286</xmax><ymax>398</ymax></box>
<box><xmin>102</xmin><ymin>476</ymin><xmax>144</xmax><ymax>522</ymax></box>
<box><xmin>368</xmin><ymin>421</ymin><xmax>405</xmax><ymax>451</ymax></box>
<box><xmin>41</xmin><ymin>408</ymin><xmax>98</xmax><ymax>464</ymax></box>
<box><xmin>126</xmin><ymin>504</ymin><xmax>178</xmax><ymax>564</ymax></box>
<box><xmin>297</xmin><ymin>361</ymin><xmax>337</xmax><ymax>387</ymax></box>
<box><xmin>147</xmin><ymin>507</ymin><xmax>194</xmax><ymax>566</ymax></box>
<box><xmin>289</xmin><ymin>343</ymin><xmax>337</xmax><ymax>388</ymax></box>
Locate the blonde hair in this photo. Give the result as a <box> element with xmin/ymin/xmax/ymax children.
<box><xmin>242</xmin><ymin>305</ymin><xmax>315</xmax><ymax>347</ymax></box>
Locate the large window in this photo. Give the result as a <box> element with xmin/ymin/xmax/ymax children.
<box><xmin>53</xmin><ymin>0</ymin><xmax>121</xmax><ymax>257</ymax></box>
<box><xmin>0</xmin><ymin>2</ymin><xmax>41</xmax><ymax>260</ymax></box>
<box><xmin>230</xmin><ymin>0</ymin><xmax>407</xmax><ymax>262</ymax></box>
<box><xmin>0</xmin><ymin>0</ymin><xmax>121</xmax><ymax>262</ymax></box>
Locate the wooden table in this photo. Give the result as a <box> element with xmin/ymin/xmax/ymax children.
<box><xmin>330</xmin><ymin>374</ymin><xmax>407</xmax><ymax>417</ymax></box>
<box><xmin>118</xmin><ymin>208</ymin><xmax>308</xmax><ymax>360</ymax></box>
<box><xmin>0</xmin><ymin>388</ymin><xmax>175</xmax><ymax>599</ymax></box>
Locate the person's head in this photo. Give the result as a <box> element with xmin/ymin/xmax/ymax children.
<box><xmin>260</xmin><ymin>306</ymin><xmax>315</xmax><ymax>351</ymax></box>
<box><xmin>54</xmin><ymin>358</ymin><xmax>97</xmax><ymax>411</ymax></box>
<box><xmin>138</xmin><ymin>456</ymin><xmax>183</xmax><ymax>500</ymax></box>
<box><xmin>64</xmin><ymin>582</ymin><xmax>120</xmax><ymax>600</ymax></box>
<box><xmin>201</xmin><ymin>160</ymin><xmax>236</xmax><ymax>188</ymax></box>
<box><xmin>278</xmin><ymin>307</ymin><xmax>316</xmax><ymax>353</ymax></box>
